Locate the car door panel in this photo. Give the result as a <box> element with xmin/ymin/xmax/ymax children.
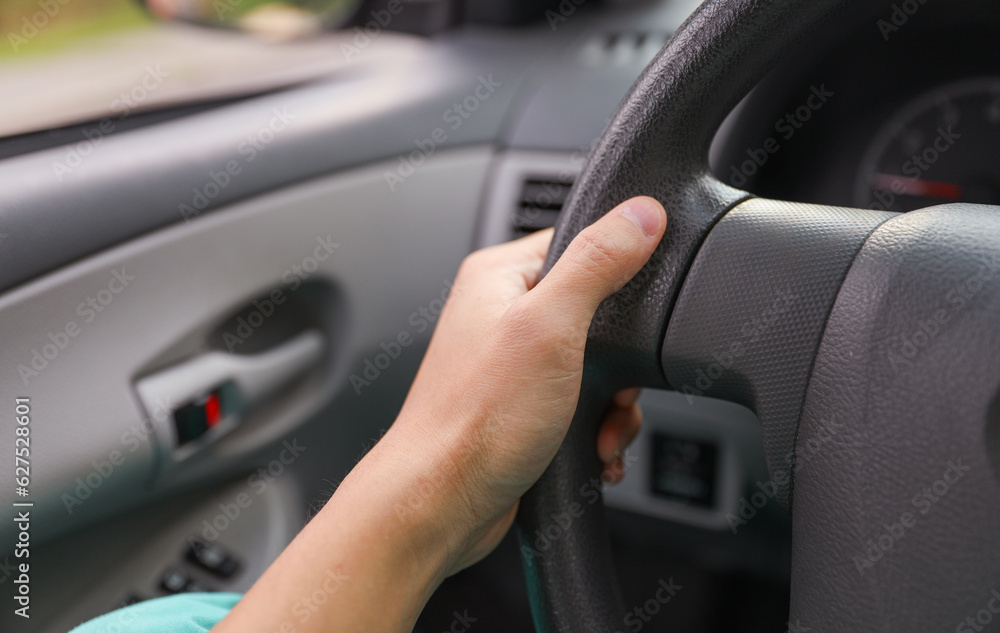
<box><xmin>0</xmin><ymin>147</ymin><xmax>491</xmax><ymax>547</ymax></box>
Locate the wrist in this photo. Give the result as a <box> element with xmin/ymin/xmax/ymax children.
<box><xmin>366</xmin><ymin>418</ymin><xmax>481</xmax><ymax>569</ymax></box>
<box><xmin>337</xmin><ymin>437</ymin><xmax>457</xmax><ymax>579</ymax></box>
<box><xmin>214</xmin><ymin>425</ymin><xmax>468</xmax><ymax>633</ymax></box>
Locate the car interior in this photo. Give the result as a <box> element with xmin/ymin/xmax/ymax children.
<box><xmin>2</xmin><ymin>0</ymin><xmax>1000</xmax><ymax>631</ymax></box>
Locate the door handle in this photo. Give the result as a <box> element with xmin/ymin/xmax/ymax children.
<box><xmin>136</xmin><ymin>330</ymin><xmax>325</xmax><ymax>455</ymax></box>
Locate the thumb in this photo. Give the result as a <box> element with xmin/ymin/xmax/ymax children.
<box><xmin>531</xmin><ymin>196</ymin><xmax>666</xmax><ymax>328</ymax></box>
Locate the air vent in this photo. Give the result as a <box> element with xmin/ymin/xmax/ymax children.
<box><xmin>579</xmin><ymin>31</ymin><xmax>670</xmax><ymax>68</ymax></box>
<box><xmin>512</xmin><ymin>177</ymin><xmax>574</xmax><ymax>236</ymax></box>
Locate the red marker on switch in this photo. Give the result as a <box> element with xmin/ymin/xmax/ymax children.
<box><xmin>205</xmin><ymin>393</ymin><xmax>221</xmax><ymax>428</ymax></box>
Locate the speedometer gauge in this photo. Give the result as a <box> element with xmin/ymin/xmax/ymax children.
<box><xmin>855</xmin><ymin>78</ymin><xmax>1000</xmax><ymax>212</ymax></box>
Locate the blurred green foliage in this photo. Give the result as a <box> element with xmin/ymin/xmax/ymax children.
<box><xmin>1</xmin><ymin>0</ymin><xmax>151</xmax><ymax>60</ymax></box>
<box><xmin>208</xmin><ymin>0</ymin><xmax>357</xmax><ymax>24</ymax></box>
<box><xmin>0</xmin><ymin>0</ymin><xmax>357</xmax><ymax>61</ymax></box>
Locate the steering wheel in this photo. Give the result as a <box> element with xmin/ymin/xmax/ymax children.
<box><xmin>515</xmin><ymin>0</ymin><xmax>1000</xmax><ymax>630</ymax></box>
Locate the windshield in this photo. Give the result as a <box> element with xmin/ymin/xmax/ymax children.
<box><xmin>0</xmin><ymin>0</ymin><xmax>363</xmax><ymax>137</ymax></box>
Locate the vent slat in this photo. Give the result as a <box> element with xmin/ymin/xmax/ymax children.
<box><xmin>513</xmin><ymin>208</ymin><xmax>561</xmax><ymax>231</ymax></box>
<box><xmin>520</xmin><ymin>180</ymin><xmax>573</xmax><ymax>210</ymax></box>
<box><xmin>580</xmin><ymin>31</ymin><xmax>670</xmax><ymax>68</ymax></box>
<box><xmin>512</xmin><ymin>176</ymin><xmax>575</xmax><ymax>236</ymax></box>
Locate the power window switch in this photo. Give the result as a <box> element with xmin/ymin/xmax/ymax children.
<box><xmin>187</xmin><ymin>539</ymin><xmax>239</xmax><ymax>578</ymax></box>
<box><xmin>160</xmin><ymin>568</ymin><xmax>189</xmax><ymax>594</ymax></box>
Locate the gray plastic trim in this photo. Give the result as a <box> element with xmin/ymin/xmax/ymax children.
<box><xmin>3</xmin><ymin>475</ymin><xmax>305</xmax><ymax>633</ymax></box>
<box><xmin>0</xmin><ymin>32</ymin><xmax>527</xmax><ymax>294</ymax></box>
<box><xmin>0</xmin><ymin>0</ymin><xmax>709</xmax><ymax>296</ymax></box>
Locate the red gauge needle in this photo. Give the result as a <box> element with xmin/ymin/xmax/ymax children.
<box><xmin>872</xmin><ymin>173</ymin><xmax>964</xmax><ymax>200</ymax></box>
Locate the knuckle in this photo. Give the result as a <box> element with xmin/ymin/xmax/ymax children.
<box><xmin>456</xmin><ymin>248</ymin><xmax>490</xmax><ymax>280</ymax></box>
<box><xmin>499</xmin><ymin>299</ymin><xmax>583</xmax><ymax>366</ymax></box>
<box><xmin>497</xmin><ymin>300</ymin><xmax>539</xmax><ymax>341</ymax></box>
<box><xmin>457</xmin><ymin>239</ymin><xmax>520</xmax><ymax>280</ymax></box>
<box><xmin>570</xmin><ymin>229</ymin><xmax>627</xmax><ymax>281</ymax></box>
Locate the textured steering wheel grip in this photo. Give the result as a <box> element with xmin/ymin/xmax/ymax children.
<box><xmin>516</xmin><ymin>0</ymin><xmax>884</xmax><ymax>631</ymax></box>
<box><xmin>516</xmin><ymin>372</ymin><xmax>624</xmax><ymax>633</ymax></box>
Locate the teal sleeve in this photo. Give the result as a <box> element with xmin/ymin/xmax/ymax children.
<box><xmin>70</xmin><ymin>593</ymin><xmax>242</xmax><ymax>633</ymax></box>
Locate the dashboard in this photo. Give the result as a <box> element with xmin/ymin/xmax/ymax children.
<box><xmin>711</xmin><ymin>0</ymin><xmax>1000</xmax><ymax>214</ymax></box>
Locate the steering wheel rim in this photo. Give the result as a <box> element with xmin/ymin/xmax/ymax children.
<box><xmin>516</xmin><ymin>1</ymin><xmax>1000</xmax><ymax>631</ymax></box>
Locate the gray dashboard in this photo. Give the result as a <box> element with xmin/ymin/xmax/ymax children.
<box><xmin>0</xmin><ymin>0</ymin><xmax>698</xmax><ymax>294</ymax></box>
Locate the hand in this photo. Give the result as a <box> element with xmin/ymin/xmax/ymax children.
<box><xmin>389</xmin><ymin>195</ymin><xmax>667</xmax><ymax>573</ymax></box>
<box><xmin>214</xmin><ymin>196</ymin><xmax>667</xmax><ymax>633</ymax></box>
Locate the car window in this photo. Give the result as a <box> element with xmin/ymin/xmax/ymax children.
<box><xmin>0</xmin><ymin>0</ymin><xmax>362</xmax><ymax>137</ymax></box>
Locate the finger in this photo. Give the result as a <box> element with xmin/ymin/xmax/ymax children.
<box><xmin>603</xmin><ymin>457</ymin><xmax>625</xmax><ymax>485</ymax></box>
<box><xmin>452</xmin><ymin>228</ymin><xmax>554</xmax><ymax>305</ymax></box>
<box><xmin>597</xmin><ymin>401</ymin><xmax>642</xmax><ymax>464</ymax></box>
<box><xmin>513</xmin><ymin>227</ymin><xmax>555</xmax><ymax>261</ymax></box>
<box><xmin>613</xmin><ymin>388</ymin><xmax>641</xmax><ymax>408</ymax></box>
<box><xmin>529</xmin><ymin>196</ymin><xmax>666</xmax><ymax>328</ymax></box>
<box><xmin>512</xmin><ymin>228</ymin><xmax>555</xmax><ymax>290</ymax></box>
<box><xmin>471</xmin><ymin>227</ymin><xmax>553</xmax><ymax>269</ymax></box>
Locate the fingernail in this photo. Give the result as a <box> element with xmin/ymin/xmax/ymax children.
<box><xmin>619</xmin><ymin>197</ymin><xmax>664</xmax><ymax>238</ymax></box>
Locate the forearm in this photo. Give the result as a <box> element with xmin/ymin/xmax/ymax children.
<box><xmin>213</xmin><ymin>424</ymin><xmax>463</xmax><ymax>633</ymax></box>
